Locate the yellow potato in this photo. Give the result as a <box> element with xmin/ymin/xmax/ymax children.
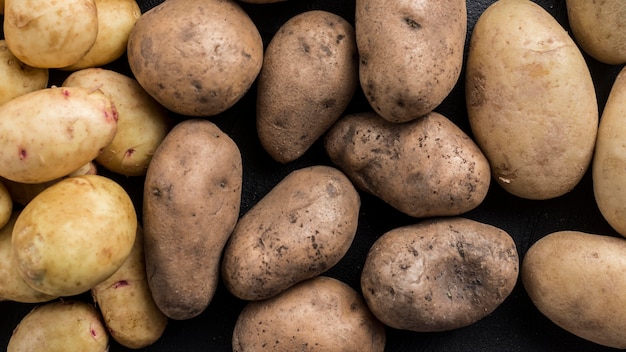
<box><xmin>0</xmin><ymin>40</ymin><xmax>48</xmax><ymax>106</ymax></box>
<box><xmin>0</xmin><ymin>180</ymin><xmax>11</xmax><ymax>229</ymax></box>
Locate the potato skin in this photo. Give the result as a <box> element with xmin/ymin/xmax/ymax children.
<box><xmin>0</xmin><ymin>40</ymin><xmax>48</xmax><ymax>106</ymax></box>
<box><xmin>256</xmin><ymin>10</ymin><xmax>358</xmax><ymax>163</ymax></box>
<box><xmin>143</xmin><ymin>119</ymin><xmax>242</xmax><ymax>320</ymax></box>
<box><xmin>324</xmin><ymin>111</ymin><xmax>490</xmax><ymax>218</ymax></box>
<box><xmin>232</xmin><ymin>276</ymin><xmax>386</xmax><ymax>352</ymax></box>
<box><xmin>466</xmin><ymin>0</ymin><xmax>598</xmax><ymax>200</ymax></box>
<box><xmin>221</xmin><ymin>165</ymin><xmax>360</xmax><ymax>301</ymax></box>
<box><xmin>355</xmin><ymin>0</ymin><xmax>466</xmax><ymax>123</ymax></box>
<box><xmin>522</xmin><ymin>231</ymin><xmax>626</xmax><ymax>349</ymax></box>
<box><xmin>0</xmin><ymin>180</ymin><xmax>11</xmax><ymax>229</ymax></box>
<box><xmin>361</xmin><ymin>217</ymin><xmax>519</xmax><ymax>332</ymax></box>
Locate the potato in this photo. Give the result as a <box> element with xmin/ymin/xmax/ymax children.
<box><xmin>0</xmin><ymin>40</ymin><xmax>48</xmax><ymax>106</ymax></box>
<box><xmin>566</xmin><ymin>0</ymin><xmax>626</xmax><ymax>65</ymax></box>
<box><xmin>522</xmin><ymin>230</ymin><xmax>626</xmax><ymax>349</ymax></box>
<box><xmin>324</xmin><ymin>111</ymin><xmax>490</xmax><ymax>218</ymax></box>
<box><xmin>0</xmin><ymin>180</ymin><xmax>11</xmax><ymax>229</ymax></box>
<box><xmin>12</xmin><ymin>175</ymin><xmax>137</xmax><ymax>297</ymax></box>
<box><xmin>256</xmin><ymin>10</ymin><xmax>358</xmax><ymax>163</ymax></box>
<box><xmin>361</xmin><ymin>217</ymin><xmax>519</xmax><ymax>332</ymax></box>
<box><xmin>7</xmin><ymin>300</ymin><xmax>108</xmax><ymax>352</ymax></box>
<box><xmin>127</xmin><ymin>0</ymin><xmax>263</xmax><ymax>117</ymax></box>
<box><xmin>221</xmin><ymin>165</ymin><xmax>360</xmax><ymax>301</ymax></box>
<box><xmin>232</xmin><ymin>276</ymin><xmax>386</xmax><ymax>352</ymax></box>
<box><xmin>63</xmin><ymin>68</ymin><xmax>172</xmax><ymax>176</ymax></box>
<box><xmin>355</xmin><ymin>0</ymin><xmax>466</xmax><ymax>123</ymax></box>
<box><xmin>143</xmin><ymin>119</ymin><xmax>242</xmax><ymax>320</ymax></box>
<box><xmin>0</xmin><ymin>86</ymin><xmax>118</xmax><ymax>184</ymax></box>
<box><xmin>3</xmin><ymin>0</ymin><xmax>99</xmax><ymax>68</ymax></box>
<box><xmin>465</xmin><ymin>0</ymin><xmax>598</xmax><ymax>200</ymax></box>
<box><xmin>92</xmin><ymin>224</ymin><xmax>167</xmax><ymax>349</ymax></box>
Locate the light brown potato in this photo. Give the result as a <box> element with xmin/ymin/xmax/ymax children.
<box><xmin>127</xmin><ymin>0</ymin><xmax>263</xmax><ymax>116</ymax></box>
<box><xmin>355</xmin><ymin>0</ymin><xmax>466</xmax><ymax>123</ymax></box>
<box><xmin>143</xmin><ymin>119</ymin><xmax>242</xmax><ymax>320</ymax></box>
<box><xmin>465</xmin><ymin>0</ymin><xmax>598</xmax><ymax>200</ymax></box>
<box><xmin>0</xmin><ymin>40</ymin><xmax>48</xmax><ymax>106</ymax></box>
<box><xmin>0</xmin><ymin>180</ymin><xmax>11</xmax><ymax>229</ymax></box>
<box><xmin>361</xmin><ymin>217</ymin><xmax>519</xmax><ymax>332</ymax></box>
<box><xmin>256</xmin><ymin>10</ymin><xmax>358</xmax><ymax>163</ymax></box>
<box><xmin>324</xmin><ymin>111</ymin><xmax>490</xmax><ymax>218</ymax></box>
<box><xmin>232</xmin><ymin>276</ymin><xmax>386</xmax><ymax>352</ymax></box>
<box><xmin>522</xmin><ymin>231</ymin><xmax>626</xmax><ymax>349</ymax></box>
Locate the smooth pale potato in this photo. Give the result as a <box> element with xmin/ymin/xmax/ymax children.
<box><xmin>361</xmin><ymin>217</ymin><xmax>519</xmax><ymax>332</ymax></box>
<box><xmin>0</xmin><ymin>86</ymin><xmax>118</xmax><ymax>184</ymax></box>
<box><xmin>7</xmin><ymin>300</ymin><xmax>108</xmax><ymax>352</ymax></box>
<box><xmin>232</xmin><ymin>276</ymin><xmax>386</xmax><ymax>352</ymax></box>
<box><xmin>143</xmin><ymin>119</ymin><xmax>242</xmax><ymax>320</ymax></box>
<box><xmin>324</xmin><ymin>111</ymin><xmax>490</xmax><ymax>218</ymax></box>
<box><xmin>566</xmin><ymin>0</ymin><xmax>626</xmax><ymax>65</ymax></box>
<box><xmin>221</xmin><ymin>165</ymin><xmax>360</xmax><ymax>301</ymax></box>
<box><xmin>466</xmin><ymin>0</ymin><xmax>598</xmax><ymax>200</ymax></box>
<box><xmin>256</xmin><ymin>10</ymin><xmax>358</xmax><ymax>163</ymax></box>
<box><xmin>3</xmin><ymin>0</ymin><xmax>99</xmax><ymax>68</ymax></box>
<box><xmin>355</xmin><ymin>0</ymin><xmax>466</xmax><ymax>123</ymax></box>
<box><xmin>12</xmin><ymin>175</ymin><xmax>137</xmax><ymax>297</ymax></box>
<box><xmin>92</xmin><ymin>225</ymin><xmax>167</xmax><ymax>349</ymax></box>
<box><xmin>63</xmin><ymin>68</ymin><xmax>172</xmax><ymax>176</ymax></box>
<box><xmin>0</xmin><ymin>181</ymin><xmax>11</xmax><ymax>229</ymax></box>
<box><xmin>522</xmin><ymin>231</ymin><xmax>626</xmax><ymax>348</ymax></box>
<box><xmin>127</xmin><ymin>0</ymin><xmax>263</xmax><ymax>116</ymax></box>
<box><xmin>0</xmin><ymin>40</ymin><xmax>48</xmax><ymax>106</ymax></box>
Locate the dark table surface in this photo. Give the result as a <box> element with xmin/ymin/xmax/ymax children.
<box><xmin>1</xmin><ymin>0</ymin><xmax>625</xmax><ymax>351</ymax></box>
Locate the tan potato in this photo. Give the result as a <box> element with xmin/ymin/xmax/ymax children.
<box><xmin>324</xmin><ymin>111</ymin><xmax>490</xmax><ymax>218</ymax></box>
<box><xmin>12</xmin><ymin>175</ymin><xmax>137</xmax><ymax>297</ymax></box>
<box><xmin>361</xmin><ymin>217</ymin><xmax>519</xmax><ymax>332</ymax></box>
<box><xmin>221</xmin><ymin>165</ymin><xmax>360</xmax><ymax>301</ymax></box>
<box><xmin>355</xmin><ymin>0</ymin><xmax>466</xmax><ymax>123</ymax></box>
<box><xmin>465</xmin><ymin>0</ymin><xmax>598</xmax><ymax>200</ymax></box>
<box><xmin>522</xmin><ymin>231</ymin><xmax>626</xmax><ymax>349</ymax></box>
<box><xmin>0</xmin><ymin>40</ymin><xmax>48</xmax><ymax>106</ymax></box>
<box><xmin>127</xmin><ymin>0</ymin><xmax>263</xmax><ymax>116</ymax></box>
<box><xmin>256</xmin><ymin>10</ymin><xmax>358</xmax><ymax>163</ymax></box>
<box><xmin>0</xmin><ymin>181</ymin><xmax>11</xmax><ymax>229</ymax></box>
<box><xmin>3</xmin><ymin>0</ymin><xmax>99</xmax><ymax>68</ymax></box>
<box><xmin>232</xmin><ymin>276</ymin><xmax>386</xmax><ymax>352</ymax></box>
<box><xmin>143</xmin><ymin>119</ymin><xmax>242</xmax><ymax>320</ymax></box>
<box><xmin>7</xmin><ymin>300</ymin><xmax>108</xmax><ymax>352</ymax></box>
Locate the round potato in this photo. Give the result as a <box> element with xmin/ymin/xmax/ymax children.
<box><xmin>361</xmin><ymin>217</ymin><xmax>519</xmax><ymax>332</ymax></box>
<box><xmin>0</xmin><ymin>180</ymin><xmax>11</xmax><ymax>229</ymax></box>
<box><xmin>465</xmin><ymin>0</ymin><xmax>598</xmax><ymax>200</ymax></box>
<box><xmin>127</xmin><ymin>0</ymin><xmax>263</xmax><ymax>116</ymax></box>
<box><xmin>0</xmin><ymin>40</ymin><xmax>48</xmax><ymax>106</ymax></box>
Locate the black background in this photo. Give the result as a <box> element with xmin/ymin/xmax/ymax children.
<box><xmin>1</xmin><ymin>0</ymin><xmax>626</xmax><ymax>351</ymax></box>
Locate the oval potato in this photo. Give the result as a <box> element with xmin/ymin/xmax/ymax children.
<box><xmin>0</xmin><ymin>40</ymin><xmax>48</xmax><ymax>106</ymax></box>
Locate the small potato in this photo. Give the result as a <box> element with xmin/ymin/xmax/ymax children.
<box><xmin>0</xmin><ymin>180</ymin><xmax>11</xmax><ymax>229</ymax></box>
<box><xmin>256</xmin><ymin>10</ymin><xmax>358</xmax><ymax>163</ymax></box>
<box><xmin>232</xmin><ymin>276</ymin><xmax>386</xmax><ymax>352</ymax></box>
<box><xmin>361</xmin><ymin>217</ymin><xmax>519</xmax><ymax>332</ymax></box>
<box><xmin>0</xmin><ymin>40</ymin><xmax>48</xmax><ymax>106</ymax></box>
<box><xmin>7</xmin><ymin>300</ymin><xmax>108</xmax><ymax>352</ymax></box>
<box><xmin>324</xmin><ymin>111</ymin><xmax>490</xmax><ymax>218</ymax></box>
<box><xmin>522</xmin><ymin>231</ymin><xmax>626</xmax><ymax>349</ymax></box>
<box><xmin>465</xmin><ymin>0</ymin><xmax>598</xmax><ymax>200</ymax></box>
<box><xmin>221</xmin><ymin>165</ymin><xmax>360</xmax><ymax>301</ymax></box>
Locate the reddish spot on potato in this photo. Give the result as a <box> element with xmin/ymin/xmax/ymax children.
<box><xmin>105</xmin><ymin>105</ymin><xmax>119</xmax><ymax>123</ymax></box>
<box><xmin>18</xmin><ymin>148</ymin><xmax>27</xmax><ymax>160</ymax></box>
<box><xmin>113</xmin><ymin>280</ymin><xmax>129</xmax><ymax>289</ymax></box>
<box><xmin>62</xmin><ymin>89</ymin><xmax>70</xmax><ymax>98</ymax></box>
<box><xmin>125</xmin><ymin>148</ymin><xmax>135</xmax><ymax>158</ymax></box>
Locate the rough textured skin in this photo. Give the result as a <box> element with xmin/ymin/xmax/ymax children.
<box><xmin>143</xmin><ymin>119</ymin><xmax>242</xmax><ymax>320</ymax></box>
<box><xmin>324</xmin><ymin>111</ymin><xmax>490</xmax><ymax>218</ymax></box>
<box><xmin>361</xmin><ymin>217</ymin><xmax>519</xmax><ymax>332</ymax></box>
<box><xmin>355</xmin><ymin>0</ymin><xmax>466</xmax><ymax>123</ymax></box>
<box><xmin>221</xmin><ymin>165</ymin><xmax>360</xmax><ymax>301</ymax></box>
<box><xmin>232</xmin><ymin>276</ymin><xmax>386</xmax><ymax>352</ymax></box>
<box><xmin>256</xmin><ymin>10</ymin><xmax>358</xmax><ymax>163</ymax></box>
<box><xmin>466</xmin><ymin>0</ymin><xmax>598</xmax><ymax>200</ymax></box>
<box><xmin>522</xmin><ymin>231</ymin><xmax>626</xmax><ymax>349</ymax></box>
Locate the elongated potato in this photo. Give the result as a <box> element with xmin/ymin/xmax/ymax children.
<box><xmin>143</xmin><ymin>119</ymin><xmax>242</xmax><ymax>320</ymax></box>
<box><xmin>0</xmin><ymin>40</ymin><xmax>48</xmax><ymax>106</ymax></box>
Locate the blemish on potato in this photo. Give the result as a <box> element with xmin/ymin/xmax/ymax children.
<box><xmin>404</xmin><ymin>17</ymin><xmax>421</xmax><ymax>29</ymax></box>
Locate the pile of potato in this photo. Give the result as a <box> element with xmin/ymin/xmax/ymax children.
<box><xmin>1</xmin><ymin>0</ymin><xmax>626</xmax><ymax>351</ymax></box>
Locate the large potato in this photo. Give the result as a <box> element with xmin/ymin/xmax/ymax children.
<box><xmin>522</xmin><ymin>231</ymin><xmax>626</xmax><ymax>349</ymax></box>
<box><xmin>324</xmin><ymin>111</ymin><xmax>490</xmax><ymax>218</ymax></box>
<box><xmin>232</xmin><ymin>276</ymin><xmax>386</xmax><ymax>352</ymax></box>
<box><xmin>143</xmin><ymin>119</ymin><xmax>242</xmax><ymax>320</ymax></box>
<box><xmin>361</xmin><ymin>217</ymin><xmax>519</xmax><ymax>332</ymax></box>
<box><xmin>0</xmin><ymin>86</ymin><xmax>118</xmax><ymax>184</ymax></box>
<box><xmin>0</xmin><ymin>40</ymin><xmax>48</xmax><ymax>106</ymax></box>
<box><xmin>465</xmin><ymin>0</ymin><xmax>598</xmax><ymax>200</ymax></box>
<box><xmin>355</xmin><ymin>0</ymin><xmax>466</xmax><ymax>123</ymax></box>
<box><xmin>127</xmin><ymin>0</ymin><xmax>263</xmax><ymax>116</ymax></box>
